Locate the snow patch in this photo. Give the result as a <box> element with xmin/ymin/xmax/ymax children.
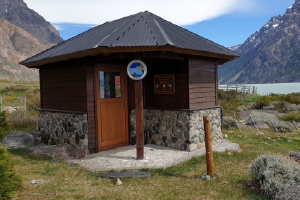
<box><xmin>273</xmin><ymin>24</ymin><xmax>279</xmax><ymax>28</ymax></box>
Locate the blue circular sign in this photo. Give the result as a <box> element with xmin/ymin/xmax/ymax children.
<box><xmin>127</xmin><ymin>60</ymin><xmax>147</xmax><ymax>80</ymax></box>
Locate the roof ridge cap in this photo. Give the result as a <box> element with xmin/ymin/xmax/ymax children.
<box><xmin>93</xmin><ymin>14</ymin><xmax>137</xmax><ymax>48</ymax></box>
<box><xmin>148</xmin><ymin>13</ymin><xmax>174</xmax><ymax>46</ymax></box>
<box><xmin>94</xmin><ymin>12</ymin><xmax>145</xmax><ymax>47</ymax></box>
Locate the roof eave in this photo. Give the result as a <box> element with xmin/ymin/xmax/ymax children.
<box><xmin>21</xmin><ymin>45</ymin><xmax>240</xmax><ymax>68</ymax></box>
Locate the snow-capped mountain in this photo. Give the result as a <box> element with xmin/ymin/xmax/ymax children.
<box><xmin>219</xmin><ymin>0</ymin><xmax>300</xmax><ymax>84</ymax></box>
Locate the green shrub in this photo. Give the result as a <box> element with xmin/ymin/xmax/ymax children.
<box><xmin>222</xmin><ymin>116</ymin><xmax>237</xmax><ymax>129</ymax></box>
<box><xmin>249</xmin><ymin>154</ymin><xmax>300</xmax><ymax>198</ymax></box>
<box><xmin>279</xmin><ymin>111</ymin><xmax>300</xmax><ymax>122</ymax></box>
<box><xmin>253</xmin><ymin>96</ymin><xmax>272</xmax><ymax>109</ymax></box>
<box><xmin>0</xmin><ymin>143</ymin><xmax>23</xmax><ymax>198</ymax></box>
<box><xmin>218</xmin><ymin>90</ymin><xmax>240</xmax><ymax>102</ymax></box>
<box><xmin>285</xmin><ymin>94</ymin><xmax>300</xmax><ymax>105</ymax></box>
<box><xmin>274</xmin><ymin>101</ymin><xmax>286</xmax><ymax>112</ymax></box>
<box><xmin>0</xmin><ymin>111</ymin><xmax>11</xmax><ymax>142</ymax></box>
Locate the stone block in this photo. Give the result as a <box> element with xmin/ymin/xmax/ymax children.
<box><xmin>199</xmin><ymin>135</ymin><xmax>204</xmax><ymax>143</ymax></box>
<box><xmin>198</xmin><ymin>143</ymin><xmax>203</xmax><ymax>149</ymax></box>
<box><xmin>194</xmin><ymin>137</ymin><xmax>199</xmax><ymax>144</ymax></box>
<box><xmin>187</xmin><ymin>144</ymin><xmax>198</xmax><ymax>152</ymax></box>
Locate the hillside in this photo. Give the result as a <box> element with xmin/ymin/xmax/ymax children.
<box><xmin>219</xmin><ymin>0</ymin><xmax>300</xmax><ymax>84</ymax></box>
<box><xmin>0</xmin><ymin>0</ymin><xmax>63</xmax><ymax>44</ymax></box>
<box><xmin>0</xmin><ymin>18</ymin><xmax>53</xmax><ymax>81</ymax></box>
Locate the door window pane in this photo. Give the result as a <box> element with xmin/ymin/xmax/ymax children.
<box><xmin>99</xmin><ymin>72</ymin><xmax>121</xmax><ymax>98</ymax></box>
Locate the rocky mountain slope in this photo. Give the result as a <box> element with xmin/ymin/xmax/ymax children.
<box><xmin>0</xmin><ymin>18</ymin><xmax>53</xmax><ymax>81</ymax></box>
<box><xmin>0</xmin><ymin>0</ymin><xmax>63</xmax><ymax>44</ymax></box>
<box><xmin>0</xmin><ymin>0</ymin><xmax>63</xmax><ymax>81</ymax></box>
<box><xmin>219</xmin><ymin>0</ymin><xmax>300</xmax><ymax>84</ymax></box>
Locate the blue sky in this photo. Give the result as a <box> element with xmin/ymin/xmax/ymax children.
<box><xmin>25</xmin><ymin>0</ymin><xmax>295</xmax><ymax>47</ymax></box>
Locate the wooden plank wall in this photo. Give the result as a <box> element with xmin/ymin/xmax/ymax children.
<box><xmin>189</xmin><ymin>56</ymin><xmax>218</xmax><ymax>110</ymax></box>
<box><xmin>85</xmin><ymin>58</ymin><xmax>97</xmax><ymax>153</ymax></box>
<box><xmin>40</xmin><ymin>58</ymin><xmax>87</xmax><ymax>111</ymax></box>
<box><xmin>142</xmin><ymin>58</ymin><xmax>189</xmax><ymax>110</ymax></box>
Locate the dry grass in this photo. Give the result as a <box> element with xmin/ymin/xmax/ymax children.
<box><xmin>8</xmin><ymin>126</ymin><xmax>300</xmax><ymax>199</ymax></box>
<box><xmin>8</xmin><ymin>110</ymin><xmax>38</xmax><ymax>130</ymax></box>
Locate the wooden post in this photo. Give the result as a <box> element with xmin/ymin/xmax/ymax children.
<box><xmin>135</xmin><ymin>80</ymin><xmax>144</xmax><ymax>160</ymax></box>
<box><xmin>203</xmin><ymin>115</ymin><xmax>214</xmax><ymax>177</ymax></box>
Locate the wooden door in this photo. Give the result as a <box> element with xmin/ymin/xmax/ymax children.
<box><xmin>95</xmin><ymin>64</ymin><xmax>128</xmax><ymax>151</ymax></box>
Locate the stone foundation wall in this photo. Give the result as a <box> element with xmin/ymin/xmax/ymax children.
<box><xmin>37</xmin><ymin>111</ymin><xmax>88</xmax><ymax>152</ymax></box>
<box><xmin>130</xmin><ymin>108</ymin><xmax>222</xmax><ymax>152</ymax></box>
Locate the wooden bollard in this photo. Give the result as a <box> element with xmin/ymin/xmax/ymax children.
<box><xmin>203</xmin><ymin>115</ymin><xmax>214</xmax><ymax>177</ymax></box>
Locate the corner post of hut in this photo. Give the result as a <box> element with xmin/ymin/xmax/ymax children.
<box><xmin>134</xmin><ymin>53</ymin><xmax>144</xmax><ymax>160</ymax></box>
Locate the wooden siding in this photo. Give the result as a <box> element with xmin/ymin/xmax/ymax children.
<box><xmin>142</xmin><ymin>58</ymin><xmax>189</xmax><ymax>110</ymax></box>
<box><xmin>40</xmin><ymin>58</ymin><xmax>87</xmax><ymax>111</ymax></box>
<box><xmin>189</xmin><ymin>56</ymin><xmax>218</xmax><ymax>110</ymax></box>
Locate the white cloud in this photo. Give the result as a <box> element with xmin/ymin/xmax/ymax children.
<box><xmin>53</xmin><ymin>25</ymin><xmax>63</xmax><ymax>30</ymax></box>
<box><xmin>24</xmin><ymin>0</ymin><xmax>253</xmax><ymax>26</ymax></box>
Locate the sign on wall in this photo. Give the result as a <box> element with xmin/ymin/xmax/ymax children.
<box><xmin>127</xmin><ymin>60</ymin><xmax>147</xmax><ymax>80</ymax></box>
<box><xmin>154</xmin><ymin>74</ymin><xmax>175</xmax><ymax>94</ymax></box>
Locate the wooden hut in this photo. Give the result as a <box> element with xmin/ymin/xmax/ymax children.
<box><xmin>20</xmin><ymin>11</ymin><xmax>239</xmax><ymax>154</ymax></box>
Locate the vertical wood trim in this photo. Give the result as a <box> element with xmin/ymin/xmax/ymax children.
<box><xmin>94</xmin><ymin>65</ymin><xmax>100</xmax><ymax>152</ymax></box>
<box><xmin>93</xmin><ymin>62</ymin><xmax>98</xmax><ymax>152</ymax></box>
<box><xmin>123</xmin><ymin>65</ymin><xmax>129</xmax><ymax>145</ymax></box>
<box><xmin>127</xmin><ymin>72</ymin><xmax>131</xmax><ymax>144</ymax></box>
<box><xmin>39</xmin><ymin>68</ymin><xmax>43</xmax><ymax>109</ymax></box>
<box><xmin>187</xmin><ymin>55</ymin><xmax>190</xmax><ymax>110</ymax></box>
<box><xmin>215</xmin><ymin>62</ymin><xmax>218</xmax><ymax>106</ymax></box>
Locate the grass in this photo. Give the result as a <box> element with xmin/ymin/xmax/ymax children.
<box><xmin>0</xmin><ymin>80</ymin><xmax>39</xmax><ymax>107</ymax></box>
<box><xmin>7</xmin><ymin>126</ymin><xmax>300</xmax><ymax>200</ymax></box>
<box><xmin>279</xmin><ymin>111</ymin><xmax>300</xmax><ymax>122</ymax></box>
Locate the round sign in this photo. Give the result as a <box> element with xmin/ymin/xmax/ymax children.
<box><xmin>127</xmin><ymin>60</ymin><xmax>147</xmax><ymax>80</ymax></box>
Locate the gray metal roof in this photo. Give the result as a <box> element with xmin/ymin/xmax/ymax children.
<box><xmin>20</xmin><ymin>11</ymin><xmax>239</xmax><ymax>65</ymax></box>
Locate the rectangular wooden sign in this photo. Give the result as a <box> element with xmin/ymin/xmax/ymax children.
<box><xmin>154</xmin><ymin>74</ymin><xmax>175</xmax><ymax>94</ymax></box>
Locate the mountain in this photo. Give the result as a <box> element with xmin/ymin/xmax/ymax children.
<box><xmin>0</xmin><ymin>0</ymin><xmax>63</xmax><ymax>44</ymax></box>
<box><xmin>219</xmin><ymin>0</ymin><xmax>300</xmax><ymax>84</ymax></box>
<box><xmin>0</xmin><ymin>0</ymin><xmax>63</xmax><ymax>81</ymax></box>
<box><xmin>0</xmin><ymin>18</ymin><xmax>53</xmax><ymax>81</ymax></box>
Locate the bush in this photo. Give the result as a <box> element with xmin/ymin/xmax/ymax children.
<box><xmin>253</xmin><ymin>96</ymin><xmax>272</xmax><ymax>109</ymax></box>
<box><xmin>8</xmin><ymin>110</ymin><xmax>38</xmax><ymax>129</ymax></box>
<box><xmin>222</xmin><ymin>116</ymin><xmax>237</xmax><ymax>129</ymax></box>
<box><xmin>279</xmin><ymin>111</ymin><xmax>300</xmax><ymax>122</ymax></box>
<box><xmin>274</xmin><ymin>101</ymin><xmax>286</xmax><ymax>112</ymax></box>
<box><xmin>0</xmin><ymin>143</ymin><xmax>23</xmax><ymax>198</ymax></box>
<box><xmin>0</xmin><ymin>111</ymin><xmax>11</xmax><ymax>142</ymax></box>
<box><xmin>276</xmin><ymin>122</ymin><xmax>292</xmax><ymax>132</ymax></box>
<box><xmin>218</xmin><ymin>90</ymin><xmax>240</xmax><ymax>102</ymax></box>
<box><xmin>275</xmin><ymin>185</ymin><xmax>300</xmax><ymax>200</ymax></box>
<box><xmin>285</xmin><ymin>94</ymin><xmax>300</xmax><ymax>105</ymax></box>
<box><xmin>249</xmin><ymin>154</ymin><xmax>300</xmax><ymax>198</ymax></box>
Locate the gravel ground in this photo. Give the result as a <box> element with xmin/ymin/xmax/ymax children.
<box><xmin>67</xmin><ymin>139</ymin><xmax>242</xmax><ymax>172</ymax></box>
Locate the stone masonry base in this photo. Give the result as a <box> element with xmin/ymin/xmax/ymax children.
<box><xmin>130</xmin><ymin>108</ymin><xmax>222</xmax><ymax>152</ymax></box>
<box><xmin>37</xmin><ymin>111</ymin><xmax>88</xmax><ymax>152</ymax></box>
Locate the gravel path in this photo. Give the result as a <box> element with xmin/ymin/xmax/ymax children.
<box><xmin>67</xmin><ymin>139</ymin><xmax>242</xmax><ymax>172</ymax></box>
